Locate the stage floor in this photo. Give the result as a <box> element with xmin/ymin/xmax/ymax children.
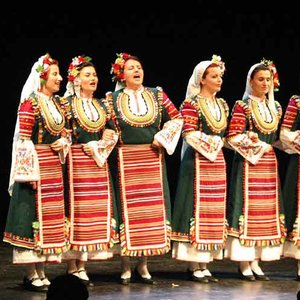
<box><xmin>0</xmin><ymin>241</ymin><xmax>299</xmax><ymax>300</ymax></box>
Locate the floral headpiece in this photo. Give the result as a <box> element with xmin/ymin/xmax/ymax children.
<box><xmin>211</xmin><ymin>55</ymin><xmax>226</xmax><ymax>73</ymax></box>
<box><xmin>110</xmin><ymin>52</ymin><xmax>131</xmax><ymax>82</ymax></box>
<box><xmin>260</xmin><ymin>58</ymin><xmax>280</xmax><ymax>92</ymax></box>
<box><xmin>36</xmin><ymin>53</ymin><xmax>56</xmax><ymax>85</ymax></box>
<box><xmin>67</xmin><ymin>55</ymin><xmax>92</xmax><ymax>82</ymax></box>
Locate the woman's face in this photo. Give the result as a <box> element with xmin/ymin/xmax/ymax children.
<box><xmin>200</xmin><ymin>66</ymin><xmax>223</xmax><ymax>94</ymax></box>
<box><xmin>78</xmin><ymin>66</ymin><xmax>98</xmax><ymax>95</ymax></box>
<box><xmin>250</xmin><ymin>69</ymin><xmax>272</xmax><ymax>98</ymax></box>
<box><xmin>42</xmin><ymin>64</ymin><xmax>63</xmax><ymax>96</ymax></box>
<box><xmin>123</xmin><ymin>58</ymin><xmax>144</xmax><ymax>90</ymax></box>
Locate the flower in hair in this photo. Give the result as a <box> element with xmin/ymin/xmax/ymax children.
<box><xmin>67</xmin><ymin>55</ymin><xmax>92</xmax><ymax>82</ymax></box>
<box><xmin>261</xmin><ymin>58</ymin><xmax>280</xmax><ymax>92</ymax></box>
<box><xmin>110</xmin><ymin>52</ymin><xmax>131</xmax><ymax>82</ymax></box>
<box><xmin>36</xmin><ymin>53</ymin><xmax>55</xmax><ymax>85</ymax></box>
<box><xmin>211</xmin><ymin>54</ymin><xmax>225</xmax><ymax>73</ymax></box>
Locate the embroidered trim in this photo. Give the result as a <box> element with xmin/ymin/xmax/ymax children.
<box><xmin>117</xmin><ymin>88</ymin><xmax>159</xmax><ymax>127</ymax></box>
<box><xmin>238</xmin><ymin>213</ymin><xmax>286</xmax><ymax>246</ymax></box>
<box><xmin>37</xmin><ymin>95</ymin><xmax>66</xmax><ymax>135</ymax></box>
<box><xmin>250</xmin><ymin>99</ymin><xmax>279</xmax><ymax>134</ymax></box>
<box><xmin>119</xmin><ymin>222</ymin><xmax>171</xmax><ymax>256</ymax></box>
<box><xmin>72</xmin><ymin>96</ymin><xmax>106</xmax><ymax>132</ymax></box>
<box><xmin>195</xmin><ymin>96</ymin><xmax>227</xmax><ymax>133</ymax></box>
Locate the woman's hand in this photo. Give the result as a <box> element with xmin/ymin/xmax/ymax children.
<box><xmin>152</xmin><ymin>139</ymin><xmax>162</xmax><ymax>149</ymax></box>
<box><xmin>248</xmin><ymin>131</ymin><xmax>259</xmax><ymax>143</ymax></box>
<box><xmin>264</xmin><ymin>144</ymin><xmax>273</xmax><ymax>153</ymax></box>
<box><xmin>50</xmin><ymin>140</ymin><xmax>63</xmax><ymax>152</ymax></box>
<box><xmin>83</xmin><ymin>144</ymin><xmax>94</xmax><ymax>156</ymax></box>
<box><xmin>29</xmin><ymin>181</ymin><xmax>37</xmax><ymax>190</ymax></box>
<box><xmin>102</xmin><ymin>129</ymin><xmax>116</xmax><ymax>141</ymax></box>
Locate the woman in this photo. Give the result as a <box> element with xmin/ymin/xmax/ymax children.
<box><xmin>171</xmin><ymin>55</ymin><xmax>228</xmax><ymax>283</ymax></box>
<box><xmin>106</xmin><ymin>52</ymin><xmax>183</xmax><ymax>284</ymax></box>
<box><xmin>4</xmin><ymin>53</ymin><xmax>70</xmax><ymax>291</ymax></box>
<box><xmin>62</xmin><ymin>55</ymin><xmax>119</xmax><ymax>285</ymax></box>
<box><xmin>279</xmin><ymin>93</ymin><xmax>300</xmax><ymax>281</ymax></box>
<box><xmin>225</xmin><ymin>59</ymin><xmax>285</xmax><ymax>281</ymax></box>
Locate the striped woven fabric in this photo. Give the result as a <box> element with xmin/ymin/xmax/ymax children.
<box><xmin>191</xmin><ymin>151</ymin><xmax>227</xmax><ymax>250</ymax></box>
<box><xmin>281</xmin><ymin>96</ymin><xmax>298</xmax><ymax>129</ymax></box>
<box><xmin>241</xmin><ymin>151</ymin><xmax>282</xmax><ymax>245</ymax></box>
<box><xmin>293</xmin><ymin>155</ymin><xmax>300</xmax><ymax>245</ymax></box>
<box><xmin>118</xmin><ymin>144</ymin><xmax>170</xmax><ymax>255</ymax></box>
<box><xmin>68</xmin><ymin>145</ymin><xmax>115</xmax><ymax>251</ymax></box>
<box><xmin>290</xmin><ymin>155</ymin><xmax>300</xmax><ymax>245</ymax></box>
<box><xmin>35</xmin><ymin>145</ymin><xmax>66</xmax><ymax>254</ymax></box>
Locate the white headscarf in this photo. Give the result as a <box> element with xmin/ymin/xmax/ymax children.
<box><xmin>114</xmin><ymin>81</ymin><xmax>125</xmax><ymax>92</ymax></box>
<box><xmin>185</xmin><ymin>61</ymin><xmax>212</xmax><ymax>99</ymax></box>
<box><xmin>242</xmin><ymin>62</ymin><xmax>276</xmax><ymax>112</ymax></box>
<box><xmin>185</xmin><ymin>55</ymin><xmax>225</xmax><ymax>99</ymax></box>
<box><xmin>20</xmin><ymin>56</ymin><xmax>44</xmax><ymax>102</ymax></box>
<box><xmin>182</xmin><ymin>55</ymin><xmax>225</xmax><ymax>159</ymax></box>
<box><xmin>8</xmin><ymin>53</ymin><xmax>49</xmax><ymax>195</ymax></box>
<box><xmin>64</xmin><ymin>78</ymin><xmax>81</xmax><ymax>98</ymax></box>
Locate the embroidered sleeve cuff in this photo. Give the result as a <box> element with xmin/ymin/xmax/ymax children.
<box><xmin>88</xmin><ymin>132</ymin><xmax>118</xmax><ymax>167</ymax></box>
<box><xmin>13</xmin><ymin>139</ymin><xmax>39</xmax><ymax>182</ymax></box>
<box><xmin>185</xmin><ymin>131</ymin><xmax>223</xmax><ymax>162</ymax></box>
<box><xmin>154</xmin><ymin>118</ymin><xmax>183</xmax><ymax>155</ymax></box>
<box><xmin>276</xmin><ymin>127</ymin><xmax>300</xmax><ymax>154</ymax></box>
<box><xmin>227</xmin><ymin>132</ymin><xmax>268</xmax><ymax>165</ymax></box>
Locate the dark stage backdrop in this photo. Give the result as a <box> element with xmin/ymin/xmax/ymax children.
<box><xmin>1</xmin><ymin>2</ymin><xmax>298</xmax><ymax>232</ymax></box>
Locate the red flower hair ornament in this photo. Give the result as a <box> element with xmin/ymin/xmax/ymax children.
<box><xmin>261</xmin><ymin>58</ymin><xmax>280</xmax><ymax>92</ymax></box>
<box><xmin>64</xmin><ymin>55</ymin><xmax>93</xmax><ymax>98</ymax></box>
<box><xmin>67</xmin><ymin>55</ymin><xmax>92</xmax><ymax>82</ymax></box>
<box><xmin>110</xmin><ymin>52</ymin><xmax>131</xmax><ymax>82</ymax></box>
<box><xmin>36</xmin><ymin>53</ymin><xmax>57</xmax><ymax>85</ymax></box>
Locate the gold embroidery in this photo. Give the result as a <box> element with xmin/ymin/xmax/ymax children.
<box><xmin>196</xmin><ymin>96</ymin><xmax>227</xmax><ymax>133</ymax></box>
<box><xmin>117</xmin><ymin>89</ymin><xmax>158</xmax><ymax>127</ymax></box>
<box><xmin>72</xmin><ymin>97</ymin><xmax>106</xmax><ymax>132</ymax></box>
<box><xmin>250</xmin><ymin>99</ymin><xmax>278</xmax><ymax>134</ymax></box>
<box><xmin>39</xmin><ymin>97</ymin><xmax>65</xmax><ymax>135</ymax></box>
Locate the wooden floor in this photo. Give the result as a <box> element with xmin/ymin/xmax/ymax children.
<box><xmin>0</xmin><ymin>241</ymin><xmax>299</xmax><ymax>300</ymax></box>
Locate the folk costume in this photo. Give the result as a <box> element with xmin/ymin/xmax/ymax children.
<box><xmin>107</xmin><ymin>53</ymin><xmax>183</xmax><ymax>261</ymax></box>
<box><xmin>4</xmin><ymin>54</ymin><xmax>70</xmax><ymax>291</ymax></box>
<box><xmin>62</xmin><ymin>56</ymin><xmax>119</xmax><ymax>264</ymax></box>
<box><xmin>171</xmin><ymin>56</ymin><xmax>228</xmax><ymax>281</ymax></box>
<box><xmin>225</xmin><ymin>61</ymin><xmax>285</xmax><ymax>266</ymax></box>
<box><xmin>4</xmin><ymin>54</ymin><xmax>70</xmax><ymax>262</ymax></box>
<box><xmin>107</xmin><ymin>85</ymin><xmax>183</xmax><ymax>257</ymax></box>
<box><xmin>279</xmin><ymin>95</ymin><xmax>300</xmax><ymax>277</ymax></box>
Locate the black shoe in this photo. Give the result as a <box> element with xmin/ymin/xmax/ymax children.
<box><xmin>79</xmin><ymin>277</ymin><xmax>94</xmax><ymax>287</ymax></box>
<box><xmin>238</xmin><ymin>268</ymin><xmax>255</xmax><ymax>281</ymax></box>
<box><xmin>252</xmin><ymin>270</ymin><xmax>270</xmax><ymax>281</ymax></box>
<box><xmin>133</xmin><ymin>268</ymin><xmax>156</xmax><ymax>285</ymax></box>
<box><xmin>70</xmin><ymin>270</ymin><xmax>94</xmax><ymax>287</ymax></box>
<box><xmin>120</xmin><ymin>277</ymin><xmax>131</xmax><ymax>285</ymax></box>
<box><xmin>23</xmin><ymin>277</ymin><xmax>47</xmax><ymax>292</ymax></box>
<box><xmin>205</xmin><ymin>275</ymin><xmax>219</xmax><ymax>282</ymax></box>
<box><xmin>82</xmin><ymin>279</ymin><xmax>94</xmax><ymax>287</ymax></box>
<box><xmin>201</xmin><ymin>269</ymin><xmax>219</xmax><ymax>282</ymax></box>
<box><xmin>187</xmin><ymin>269</ymin><xmax>209</xmax><ymax>283</ymax></box>
<box><xmin>296</xmin><ymin>275</ymin><xmax>300</xmax><ymax>282</ymax></box>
